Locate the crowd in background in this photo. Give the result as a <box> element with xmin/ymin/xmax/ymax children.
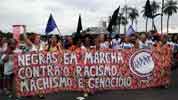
<box><xmin>0</xmin><ymin>31</ymin><xmax>178</xmax><ymax>99</ymax></box>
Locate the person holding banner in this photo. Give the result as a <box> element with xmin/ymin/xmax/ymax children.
<box><xmin>67</xmin><ymin>36</ymin><xmax>77</xmax><ymax>51</ymax></box>
<box><xmin>95</xmin><ymin>37</ymin><xmax>101</xmax><ymax>50</ymax></box>
<box><xmin>153</xmin><ymin>35</ymin><xmax>167</xmax><ymax>48</ymax></box>
<box><xmin>45</xmin><ymin>35</ymin><xmax>63</xmax><ymax>53</ymax></box>
<box><xmin>111</xmin><ymin>34</ymin><xmax>121</xmax><ymax>49</ymax></box>
<box><xmin>129</xmin><ymin>34</ymin><xmax>140</xmax><ymax>49</ymax></box>
<box><xmin>99</xmin><ymin>34</ymin><xmax>110</xmax><ymax>49</ymax></box>
<box><xmin>138</xmin><ymin>34</ymin><xmax>150</xmax><ymax>49</ymax></box>
<box><xmin>23</xmin><ymin>33</ymin><xmax>45</xmax><ymax>51</ymax></box>
<box><xmin>23</xmin><ymin>33</ymin><xmax>46</xmax><ymax>99</ymax></box>
<box><xmin>81</xmin><ymin>35</ymin><xmax>90</xmax><ymax>50</ymax></box>
<box><xmin>120</xmin><ymin>35</ymin><xmax>134</xmax><ymax>49</ymax></box>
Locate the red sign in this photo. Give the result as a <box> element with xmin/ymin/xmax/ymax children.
<box><xmin>13</xmin><ymin>46</ymin><xmax>172</xmax><ymax>96</ymax></box>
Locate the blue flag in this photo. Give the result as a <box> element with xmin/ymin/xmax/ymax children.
<box><xmin>126</xmin><ymin>25</ymin><xmax>135</xmax><ymax>36</ymax></box>
<box><xmin>45</xmin><ymin>14</ymin><xmax>57</xmax><ymax>35</ymax></box>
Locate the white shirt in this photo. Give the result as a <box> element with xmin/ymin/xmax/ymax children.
<box><xmin>2</xmin><ymin>49</ymin><xmax>21</xmax><ymax>75</ymax></box>
<box><xmin>81</xmin><ymin>45</ymin><xmax>87</xmax><ymax>51</ymax></box>
<box><xmin>112</xmin><ymin>38</ymin><xmax>121</xmax><ymax>49</ymax></box>
<box><xmin>138</xmin><ymin>41</ymin><xmax>147</xmax><ymax>49</ymax></box>
<box><xmin>145</xmin><ymin>39</ymin><xmax>155</xmax><ymax>48</ymax></box>
<box><xmin>167</xmin><ymin>41</ymin><xmax>175</xmax><ymax>47</ymax></box>
<box><xmin>30</xmin><ymin>42</ymin><xmax>45</xmax><ymax>51</ymax></box>
<box><xmin>120</xmin><ymin>43</ymin><xmax>134</xmax><ymax>49</ymax></box>
<box><xmin>2</xmin><ymin>54</ymin><xmax>13</xmax><ymax>75</ymax></box>
<box><xmin>100</xmin><ymin>42</ymin><xmax>109</xmax><ymax>49</ymax></box>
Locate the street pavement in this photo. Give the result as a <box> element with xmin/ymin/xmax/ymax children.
<box><xmin>1</xmin><ymin>68</ymin><xmax>178</xmax><ymax>100</ymax></box>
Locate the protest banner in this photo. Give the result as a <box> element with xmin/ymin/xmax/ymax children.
<box><xmin>13</xmin><ymin>46</ymin><xmax>172</xmax><ymax>96</ymax></box>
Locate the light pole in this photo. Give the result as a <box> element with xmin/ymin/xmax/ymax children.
<box><xmin>124</xmin><ymin>0</ymin><xmax>128</xmax><ymax>33</ymax></box>
<box><xmin>161</xmin><ymin>0</ymin><xmax>164</xmax><ymax>34</ymax></box>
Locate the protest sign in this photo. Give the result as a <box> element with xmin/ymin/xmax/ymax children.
<box><xmin>14</xmin><ymin>46</ymin><xmax>172</xmax><ymax>96</ymax></box>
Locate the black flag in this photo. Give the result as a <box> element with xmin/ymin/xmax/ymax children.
<box><xmin>76</xmin><ymin>15</ymin><xmax>83</xmax><ymax>34</ymax></box>
<box><xmin>107</xmin><ymin>6</ymin><xmax>120</xmax><ymax>33</ymax></box>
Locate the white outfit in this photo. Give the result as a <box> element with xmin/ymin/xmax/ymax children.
<box><xmin>120</xmin><ymin>43</ymin><xmax>134</xmax><ymax>49</ymax></box>
<box><xmin>167</xmin><ymin>41</ymin><xmax>175</xmax><ymax>47</ymax></box>
<box><xmin>100</xmin><ymin>42</ymin><xmax>109</xmax><ymax>49</ymax></box>
<box><xmin>138</xmin><ymin>41</ymin><xmax>147</xmax><ymax>49</ymax></box>
<box><xmin>2</xmin><ymin>49</ymin><xmax>21</xmax><ymax>75</ymax></box>
<box><xmin>145</xmin><ymin>39</ymin><xmax>155</xmax><ymax>48</ymax></box>
<box><xmin>111</xmin><ymin>38</ymin><xmax>121</xmax><ymax>49</ymax></box>
<box><xmin>2</xmin><ymin>54</ymin><xmax>13</xmax><ymax>75</ymax></box>
<box><xmin>138</xmin><ymin>39</ymin><xmax>155</xmax><ymax>49</ymax></box>
<box><xmin>30</xmin><ymin>43</ymin><xmax>44</xmax><ymax>51</ymax></box>
<box><xmin>81</xmin><ymin>45</ymin><xmax>87</xmax><ymax>51</ymax></box>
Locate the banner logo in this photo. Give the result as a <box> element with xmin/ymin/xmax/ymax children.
<box><xmin>129</xmin><ymin>49</ymin><xmax>154</xmax><ymax>78</ymax></box>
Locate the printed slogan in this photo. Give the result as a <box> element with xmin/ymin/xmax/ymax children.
<box><xmin>14</xmin><ymin>46</ymin><xmax>172</xmax><ymax>96</ymax></box>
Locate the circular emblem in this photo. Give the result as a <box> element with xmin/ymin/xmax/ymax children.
<box><xmin>129</xmin><ymin>49</ymin><xmax>154</xmax><ymax>78</ymax></box>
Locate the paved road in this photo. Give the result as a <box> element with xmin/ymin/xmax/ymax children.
<box><xmin>1</xmin><ymin>69</ymin><xmax>178</xmax><ymax>100</ymax></box>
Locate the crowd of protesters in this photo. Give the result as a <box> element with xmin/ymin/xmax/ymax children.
<box><xmin>0</xmin><ymin>31</ymin><xmax>178</xmax><ymax>99</ymax></box>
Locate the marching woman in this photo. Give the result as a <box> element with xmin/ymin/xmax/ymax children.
<box><xmin>67</xmin><ymin>36</ymin><xmax>77</xmax><ymax>51</ymax></box>
<box><xmin>120</xmin><ymin>35</ymin><xmax>134</xmax><ymax>49</ymax></box>
<box><xmin>130</xmin><ymin>34</ymin><xmax>140</xmax><ymax>49</ymax></box>
<box><xmin>111</xmin><ymin>34</ymin><xmax>121</xmax><ymax>49</ymax></box>
<box><xmin>23</xmin><ymin>33</ymin><xmax>46</xmax><ymax>99</ymax></box>
<box><xmin>45</xmin><ymin>35</ymin><xmax>63</xmax><ymax>53</ymax></box>
<box><xmin>23</xmin><ymin>33</ymin><xmax>45</xmax><ymax>52</ymax></box>
<box><xmin>99</xmin><ymin>34</ymin><xmax>110</xmax><ymax>49</ymax></box>
<box><xmin>81</xmin><ymin>35</ymin><xmax>90</xmax><ymax>50</ymax></box>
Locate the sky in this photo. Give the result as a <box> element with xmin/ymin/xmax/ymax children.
<box><xmin>0</xmin><ymin>0</ymin><xmax>178</xmax><ymax>35</ymax></box>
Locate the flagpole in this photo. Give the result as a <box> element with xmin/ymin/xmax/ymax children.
<box><xmin>55</xmin><ymin>24</ymin><xmax>64</xmax><ymax>47</ymax></box>
<box><xmin>56</xmin><ymin>26</ymin><xmax>61</xmax><ymax>35</ymax></box>
<box><xmin>161</xmin><ymin>0</ymin><xmax>164</xmax><ymax>34</ymax></box>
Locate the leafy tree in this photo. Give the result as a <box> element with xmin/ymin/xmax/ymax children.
<box><xmin>128</xmin><ymin>7</ymin><xmax>139</xmax><ymax>26</ymax></box>
<box><xmin>142</xmin><ymin>0</ymin><xmax>152</xmax><ymax>32</ymax></box>
<box><xmin>164</xmin><ymin>0</ymin><xmax>178</xmax><ymax>33</ymax></box>
<box><xmin>150</xmin><ymin>1</ymin><xmax>161</xmax><ymax>30</ymax></box>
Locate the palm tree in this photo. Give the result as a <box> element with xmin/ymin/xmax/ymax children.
<box><xmin>142</xmin><ymin>0</ymin><xmax>152</xmax><ymax>33</ymax></box>
<box><xmin>122</xmin><ymin>6</ymin><xmax>129</xmax><ymax>33</ymax></box>
<box><xmin>121</xmin><ymin>16</ymin><xmax>128</xmax><ymax>34</ymax></box>
<box><xmin>128</xmin><ymin>7</ymin><xmax>139</xmax><ymax>26</ymax></box>
<box><xmin>164</xmin><ymin>0</ymin><xmax>178</xmax><ymax>33</ymax></box>
<box><xmin>150</xmin><ymin>1</ymin><xmax>160</xmax><ymax>30</ymax></box>
<box><xmin>116</xmin><ymin>13</ymin><xmax>128</xmax><ymax>34</ymax></box>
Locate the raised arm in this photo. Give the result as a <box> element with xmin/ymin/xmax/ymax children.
<box><xmin>23</xmin><ymin>34</ymin><xmax>33</xmax><ymax>47</ymax></box>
